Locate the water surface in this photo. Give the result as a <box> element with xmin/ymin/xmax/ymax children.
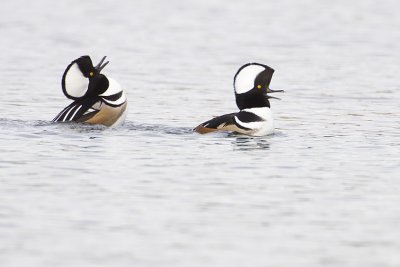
<box><xmin>0</xmin><ymin>0</ymin><xmax>400</xmax><ymax>266</ymax></box>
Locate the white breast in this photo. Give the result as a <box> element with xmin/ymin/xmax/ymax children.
<box><xmin>100</xmin><ymin>77</ymin><xmax>127</xmax><ymax>106</ymax></box>
<box><xmin>235</xmin><ymin>107</ymin><xmax>274</xmax><ymax>136</ymax></box>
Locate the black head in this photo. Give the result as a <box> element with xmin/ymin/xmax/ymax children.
<box><xmin>233</xmin><ymin>63</ymin><xmax>283</xmax><ymax>110</ymax></box>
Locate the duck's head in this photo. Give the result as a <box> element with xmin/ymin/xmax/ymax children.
<box><xmin>233</xmin><ymin>63</ymin><xmax>283</xmax><ymax>110</ymax></box>
<box><xmin>61</xmin><ymin>55</ymin><xmax>110</xmax><ymax>100</ymax></box>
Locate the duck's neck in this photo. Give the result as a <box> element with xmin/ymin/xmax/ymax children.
<box><xmin>86</xmin><ymin>74</ymin><xmax>109</xmax><ymax>98</ymax></box>
<box><xmin>235</xmin><ymin>92</ymin><xmax>270</xmax><ymax>110</ymax></box>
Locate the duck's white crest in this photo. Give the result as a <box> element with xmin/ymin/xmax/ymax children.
<box><xmin>64</xmin><ymin>63</ymin><xmax>89</xmax><ymax>98</ymax></box>
<box><xmin>234</xmin><ymin>64</ymin><xmax>265</xmax><ymax>94</ymax></box>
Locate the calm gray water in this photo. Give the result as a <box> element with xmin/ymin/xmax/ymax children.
<box><xmin>0</xmin><ymin>0</ymin><xmax>400</xmax><ymax>266</ymax></box>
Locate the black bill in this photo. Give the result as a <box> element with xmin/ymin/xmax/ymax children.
<box><xmin>95</xmin><ymin>56</ymin><xmax>110</xmax><ymax>72</ymax></box>
<box><xmin>265</xmin><ymin>88</ymin><xmax>284</xmax><ymax>100</ymax></box>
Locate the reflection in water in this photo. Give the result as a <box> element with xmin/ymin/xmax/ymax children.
<box><xmin>231</xmin><ymin>136</ymin><xmax>271</xmax><ymax>151</ymax></box>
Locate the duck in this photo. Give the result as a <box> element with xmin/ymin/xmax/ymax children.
<box><xmin>52</xmin><ymin>55</ymin><xmax>127</xmax><ymax>127</ymax></box>
<box><xmin>194</xmin><ymin>63</ymin><xmax>283</xmax><ymax>136</ymax></box>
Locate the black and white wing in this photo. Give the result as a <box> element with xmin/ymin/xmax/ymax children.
<box><xmin>52</xmin><ymin>97</ymin><xmax>100</xmax><ymax>123</ymax></box>
<box><xmin>194</xmin><ymin>111</ymin><xmax>264</xmax><ymax>134</ymax></box>
<box><xmin>194</xmin><ymin>112</ymin><xmax>239</xmax><ymax>134</ymax></box>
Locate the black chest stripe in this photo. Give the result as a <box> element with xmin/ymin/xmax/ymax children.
<box><xmin>102</xmin><ymin>91</ymin><xmax>123</xmax><ymax>102</ymax></box>
<box><xmin>236</xmin><ymin>111</ymin><xmax>264</xmax><ymax>123</ymax></box>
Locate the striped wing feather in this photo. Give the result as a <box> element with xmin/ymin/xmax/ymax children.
<box><xmin>194</xmin><ymin>110</ymin><xmax>265</xmax><ymax>134</ymax></box>
<box><xmin>53</xmin><ymin>97</ymin><xmax>100</xmax><ymax>123</ymax></box>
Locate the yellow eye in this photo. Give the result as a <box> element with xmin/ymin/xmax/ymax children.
<box><xmin>89</xmin><ymin>72</ymin><xmax>94</xmax><ymax>77</ymax></box>
<box><xmin>257</xmin><ymin>85</ymin><xmax>262</xmax><ymax>89</ymax></box>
